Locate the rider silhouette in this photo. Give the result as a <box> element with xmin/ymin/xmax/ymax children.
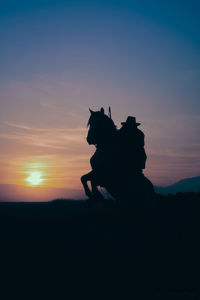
<box><xmin>118</xmin><ymin>116</ymin><xmax>147</xmax><ymax>174</ymax></box>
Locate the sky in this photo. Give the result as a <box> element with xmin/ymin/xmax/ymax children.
<box><xmin>0</xmin><ymin>0</ymin><xmax>200</xmax><ymax>200</ymax></box>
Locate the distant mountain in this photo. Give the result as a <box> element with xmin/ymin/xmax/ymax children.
<box><xmin>155</xmin><ymin>176</ymin><xmax>200</xmax><ymax>195</ymax></box>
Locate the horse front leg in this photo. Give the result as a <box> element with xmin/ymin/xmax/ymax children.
<box><xmin>81</xmin><ymin>171</ymin><xmax>104</xmax><ymax>202</ymax></box>
<box><xmin>81</xmin><ymin>171</ymin><xmax>93</xmax><ymax>198</ymax></box>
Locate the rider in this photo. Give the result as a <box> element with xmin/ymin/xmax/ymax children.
<box><xmin>118</xmin><ymin>116</ymin><xmax>147</xmax><ymax>174</ymax></box>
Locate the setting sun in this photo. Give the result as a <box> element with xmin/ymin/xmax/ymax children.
<box><xmin>25</xmin><ymin>171</ymin><xmax>45</xmax><ymax>186</ymax></box>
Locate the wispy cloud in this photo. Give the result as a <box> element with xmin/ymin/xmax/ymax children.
<box><xmin>0</xmin><ymin>122</ymin><xmax>87</xmax><ymax>151</ymax></box>
<box><xmin>0</xmin><ymin>133</ymin><xmax>77</xmax><ymax>150</ymax></box>
<box><xmin>5</xmin><ymin>122</ymin><xmax>33</xmax><ymax>130</ymax></box>
<box><xmin>5</xmin><ymin>121</ymin><xmax>86</xmax><ymax>133</ymax></box>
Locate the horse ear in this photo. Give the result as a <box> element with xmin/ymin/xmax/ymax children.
<box><xmin>100</xmin><ymin>107</ymin><xmax>104</xmax><ymax>114</ymax></box>
<box><xmin>108</xmin><ymin>106</ymin><xmax>112</xmax><ymax>119</ymax></box>
<box><xmin>89</xmin><ymin>108</ymin><xmax>94</xmax><ymax>114</ymax></box>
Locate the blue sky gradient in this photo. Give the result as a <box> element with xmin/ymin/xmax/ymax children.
<box><xmin>0</xmin><ymin>0</ymin><xmax>199</xmax><ymax>198</ymax></box>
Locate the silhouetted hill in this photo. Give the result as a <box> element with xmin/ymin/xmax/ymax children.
<box><xmin>155</xmin><ymin>176</ymin><xmax>200</xmax><ymax>195</ymax></box>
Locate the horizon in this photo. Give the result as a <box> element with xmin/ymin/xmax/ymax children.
<box><xmin>0</xmin><ymin>175</ymin><xmax>200</xmax><ymax>202</ymax></box>
<box><xmin>1</xmin><ymin>1</ymin><xmax>200</xmax><ymax>201</ymax></box>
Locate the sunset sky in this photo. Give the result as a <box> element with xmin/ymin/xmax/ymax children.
<box><xmin>1</xmin><ymin>0</ymin><xmax>200</xmax><ymax>200</ymax></box>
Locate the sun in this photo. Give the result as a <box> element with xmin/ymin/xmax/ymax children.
<box><xmin>25</xmin><ymin>171</ymin><xmax>45</xmax><ymax>186</ymax></box>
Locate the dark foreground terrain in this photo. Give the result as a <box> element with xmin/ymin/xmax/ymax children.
<box><xmin>0</xmin><ymin>193</ymin><xmax>200</xmax><ymax>298</ymax></box>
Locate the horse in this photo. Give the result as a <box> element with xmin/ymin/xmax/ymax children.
<box><xmin>81</xmin><ymin>107</ymin><xmax>155</xmax><ymax>210</ymax></box>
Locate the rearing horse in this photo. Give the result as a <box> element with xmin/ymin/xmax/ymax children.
<box><xmin>81</xmin><ymin>107</ymin><xmax>155</xmax><ymax>206</ymax></box>
<box><xmin>81</xmin><ymin>107</ymin><xmax>117</xmax><ymax>201</ymax></box>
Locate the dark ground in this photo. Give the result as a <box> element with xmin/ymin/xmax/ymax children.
<box><xmin>0</xmin><ymin>193</ymin><xmax>199</xmax><ymax>298</ymax></box>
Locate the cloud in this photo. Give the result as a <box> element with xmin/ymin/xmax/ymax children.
<box><xmin>1</xmin><ymin>121</ymin><xmax>87</xmax><ymax>151</ymax></box>
<box><xmin>5</xmin><ymin>121</ymin><xmax>86</xmax><ymax>132</ymax></box>
<box><xmin>5</xmin><ymin>122</ymin><xmax>33</xmax><ymax>130</ymax></box>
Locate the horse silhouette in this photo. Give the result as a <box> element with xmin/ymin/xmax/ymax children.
<box><xmin>81</xmin><ymin>107</ymin><xmax>155</xmax><ymax>209</ymax></box>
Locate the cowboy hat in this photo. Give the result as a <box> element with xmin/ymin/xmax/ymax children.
<box><xmin>121</xmin><ymin>116</ymin><xmax>141</xmax><ymax>126</ymax></box>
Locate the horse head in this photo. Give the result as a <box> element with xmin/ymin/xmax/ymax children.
<box><xmin>86</xmin><ymin>107</ymin><xmax>116</xmax><ymax>146</ymax></box>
